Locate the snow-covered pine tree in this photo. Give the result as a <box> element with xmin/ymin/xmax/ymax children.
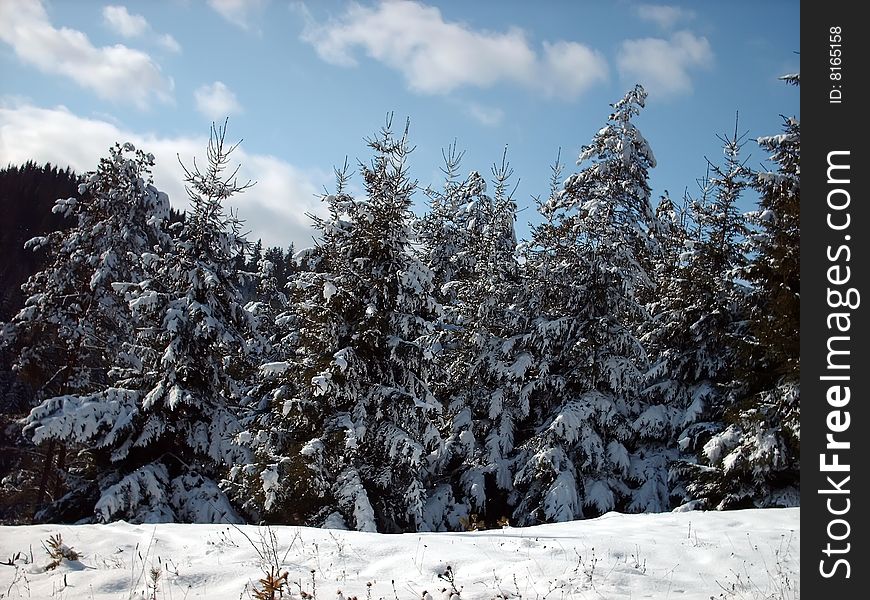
<box><xmin>235</xmin><ymin>118</ymin><xmax>442</xmax><ymax>532</ymax></box>
<box><xmin>511</xmin><ymin>85</ymin><xmax>658</xmax><ymax>524</ymax></box>
<box><xmin>744</xmin><ymin>77</ymin><xmax>800</xmax><ymax>383</ymax></box>
<box><xmin>4</xmin><ymin>144</ymin><xmax>170</xmax><ymax>520</ymax></box>
<box><xmin>226</xmin><ymin>246</ymin><xmax>307</xmax><ymax>524</ymax></box>
<box><xmin>646</xmin><ymin>120</ymin><xmax>752</xmax><ymax>509</ymax></box>
<box><xmin>632</xmin><ymin>191</ymin><xmax>694</xmax><ymax>511</ymax></box>
<box><xmin>24</xmin><ymin>124</ymin><xmax>254</xmax><ymax>523</ymax></box>
<box><xmin>4</xmin><ymin>144</ymin><xmax>169</xmax><ymax>403</ymax></box>
<box><xmin>420</xmin><ymin>150</ymin><xmax>525</xmax><ymax>530</ymax></box>
<box><xmin>417</xmin><ymin>141</ymin><xmax>477</xmax><ymax>308</ymax></box>
<box><xmin>243</xmin><ymin>246</ymin><xmax>293</xmax><ymax>363</ymax></box>
<box><xmin>682</xmin><ymin>77</ymin><xmax>800</xmax><ymax>509</ymax></box>
<box><xmin>0</xmin><ymin>162</ymin><xmax>80</xmax><ymax>523</ymax></box>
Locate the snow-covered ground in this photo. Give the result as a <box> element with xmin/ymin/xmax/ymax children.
<box><xmin>0</xmin><ymin>508</ymin><xmax>798</xmax><ymax>600</ymax></box>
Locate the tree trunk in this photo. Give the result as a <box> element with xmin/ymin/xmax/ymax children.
<box><xmin>34</xmin><ymin>439</ymin><xmax>56</xmax><ymax>521</ymax></box>
<box><xmin>53</xmin><ymin>443</ymin><xmax>67</xmax><ymax>500</ymax></box>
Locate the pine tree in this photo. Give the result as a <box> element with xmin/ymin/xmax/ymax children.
<box><xmin>0</xmin><ymin>162</ymin><xmax>79</xmax><ymax>522</ymax></box>
<box><xmin>24</xmin><ymin>125</ymin><xmax>254</xmax><ymax>523</ymax></box>
<box><xmin>683</xmin><ymin>78</ymin><xmax>800</xmax><ymax>509</ymax></box>
<box><xmin>235</xmin><ymin>118</ymin><xmax>442</xmax><ymax>532</ymax></box>
<box><xmin>226</xmin><ymin>243</ymin><xmax>306</xmax><ymax>524</ymax></box>
<box><xmin>417</xmin><ymin>142</ymin><xmax>494</xmax><ymax>311</ymax></box>
<box><xmin>510</xmin><ymin>86</ymin><xmax>658</xmax><ymax>524</ymax></box>
<box><xmin>4</xmin><ymin>146</ymin><xmax>169</xmax><ymax>402</ymax></box>
<box><xmin>647</xmin><ymin>120</ymin><xmax>752</xmax><ymax>509</ymax></box>
<box><xmin>420</xmin><ymin>150</ymin><xmax>524</xmax><ymax>529</ymax></box>
<box><xmin>633</xmin><ymin>191</ymin><xmax>694</xmax><ymax>511</ymax></box>
<box><xmin>5</xmin><ymin>145</ymin><xmax>170</xmax><ymax>521</ymax></box>
<box><xmin>745</xmin><ymin>89</ymin><xmax>800</xmax><ymax>382</ymax></box>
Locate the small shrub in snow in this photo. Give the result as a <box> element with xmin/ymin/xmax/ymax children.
<box><xmin>42</xmin><ymin>533</ymin><xmax>79</xmax><ymax>570</ymax></box>
<box><xmin>251</xmin><ymin>567</ymin><xmax>290</xmax><ymax>600</ymax></box>
<box><xmin>148</xmin><ymin>565</ymin><xmax>162</xmax><ymax>600</ymax></box>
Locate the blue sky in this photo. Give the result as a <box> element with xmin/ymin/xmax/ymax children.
<box><xmin>0</xmin><ymin>0</ymin><xmax>799</xmax><ymax>249</ymax></box>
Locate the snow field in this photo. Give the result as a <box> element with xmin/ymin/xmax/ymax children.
<box><xmin>0</xmin><ymin>508</ymin><xmax>798</xmax><ymax>600</ymax></box>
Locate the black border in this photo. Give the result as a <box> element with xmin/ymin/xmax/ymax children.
<box><xmin>802</xmin><ymin>3</ymin><xmax>868</xmax><ymax>595</ymax></box>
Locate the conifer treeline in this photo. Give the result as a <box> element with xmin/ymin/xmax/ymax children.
<box><xmin>0</xmin><ymin>82</ymin><xmax>799</xmax><ymax>530</ymax></box>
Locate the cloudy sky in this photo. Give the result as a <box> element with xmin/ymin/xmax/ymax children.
<box><xmin>0</xmin><ymin>0</ymin><xmax>799</xmax><ymax>249</ymax></box>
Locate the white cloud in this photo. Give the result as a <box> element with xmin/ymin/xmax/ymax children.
<box><xmin>0</xmin><ymin>101</ymin><xmax>327</xmax><ymax>249</ymax></box>
<box><xmin>300</xmin><ymin>0</ymin><xmax>608</xmax><ymax>99</ymax></box>
<box><xmin>103</xmin><ymin>5</ymin><xmax>182</xmax><ymax>53</ymax></box>
<box><xmin>617</xmin><ymin>31</ymin><xmax>713</xmax><ymax>97</ymax></box>
<box><xmin>464</xmin><ymin>102</ymin><xmax>504</xmax><ymax>127</ymax></box>
<box><xmin>103</xmin><ymin>5</ymin><xmax>148</xmax><ymax>37</ymax></box>
<box><xmin>634</xmin><ymin>4</ymin><xmax>694</xmax><ymax>31</ymax></box>
<box><xmin>194</xmin><ymin>82</ymin><xmax>243</xmax><ymax>120</ymax></box>
<box><xmin>0</xmin><ymin>0</ymin><xmax>173</xmax><ymax>109</ymax></box>
<box><xmin>157</xmin><ymin>34</ymin><xmax>182</xmax><ymax>54</ymax></box>
<box><xmin>208</xmin><ymin>0</ymin><xmax>269</xmax><ymax>30</ymax></box>
<box><xmin>539</xmin><ymin>41</ymin><xmax>608</xmax><ymax>99</ymax></box>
